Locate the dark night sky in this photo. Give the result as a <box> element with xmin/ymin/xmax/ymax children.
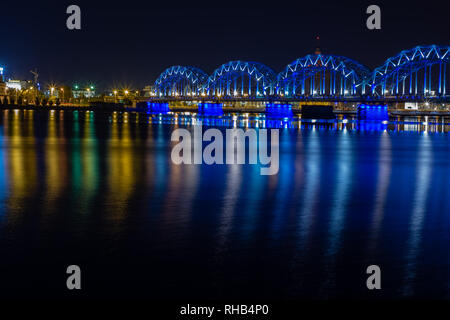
<box><xmin>0</xmin><ymin>0</ymin><xmax>449</xmax><ymax>90</ymax></box>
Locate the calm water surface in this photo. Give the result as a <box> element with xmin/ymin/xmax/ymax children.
<box><xmin>0</xmin><ymin>110</ymin><xmax>450</xmax><ymax>299</ymax></box>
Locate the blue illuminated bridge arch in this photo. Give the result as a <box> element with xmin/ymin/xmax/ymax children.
<box><xmin>206</xmin><ymin>61</ymin><xmax>277</xmax><ymax>97</ymax></box>
<box><xmin>277</xmin><ymin>54</ymin><xmax>371</xmax><ymax>97</ymax></box>
<box><xmin>155</xmin><ymin>66</ymin><xmax>208</xmax><ymax>97</ymax></box>
<box><xmin>371</xmin><ymin>45</ymin><xmax>449</xmax><ymax>98</ymax></box>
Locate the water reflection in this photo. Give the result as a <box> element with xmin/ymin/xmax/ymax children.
<box><xmin>147</xmin><ymin>113</ymin><xmax>450</xmax><ymax>133</ymax></box>
<box><xmin>367</xmin><ymin>132</ymin><xmax>392</xmax><ymax>257</ymax></box>
<box><xmin>0</xmin><ymin>125</ymin><xmax>7</xmax><ymax>219</ymax></box>
<box><xmin>269</xmin><ymin>129</ymin><xmax>296</xmax><ymax>240</ymax></box>
<box><xmin>214</xmin><ymin>165</ymin><xmax>242</xmax><ymax>261</ymax></box>
<box><xmin>161</xmin><ymin>158</ymin><xmax>199</xmax><ymax>242</ymax></box>
<box><xmin>106</xmin><ymin>118</ymin><xmax>138</xmax><ymax>232</ymax></box>
<box><xmin>321</xmin><ymin>129</ymin><xmax>353</xmax><ymax>295</ymax></box>
<box><xmin>4</xmin><ymin>110</ymin><xmax>38</xmax><ymax>225</ymax></box>
<box><xmin>0</xmin><ymin>110</ymin><xmax>448</xmax><ymax>299</ymax></box>
<box><xmin>402</xmin><ymin>133</ymin><xmax>433</xmax><ymax>296</ymax></box>
<box><xmin>295</xmin><ymin>129</ymin><xmax>319</xmax><ymax>256</ymax></box>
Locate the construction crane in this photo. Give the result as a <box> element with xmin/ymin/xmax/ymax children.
<box><xmin>30</xmin><ymin>69</ymin><xmax>39</xmax><ymax>85</ymax></box>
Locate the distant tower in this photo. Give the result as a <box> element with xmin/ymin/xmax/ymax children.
<box><xmin>314</xmin><ymin>35</ymin><xmax>322</xmax><ymax>55</ymax></box>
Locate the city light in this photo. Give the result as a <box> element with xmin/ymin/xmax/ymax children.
<box><xmin>198</xmin><ymin>103</ymin><xmax>223</xmax><ymax>116</ymax></box>
<box><xmin>147</xmin><ymin>102</ymin><xmax>170</xmax><ymax>114</ymax></box>
<box><xmin>266</xmin><ymin>103</ymin><xmax>293</xmax><ymax>118</ymax></box>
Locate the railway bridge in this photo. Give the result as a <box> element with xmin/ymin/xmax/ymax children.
<box><xmin>150</xmin><ymin>45</ymin><xmax>449</xmax><ymax>104</ymax></box>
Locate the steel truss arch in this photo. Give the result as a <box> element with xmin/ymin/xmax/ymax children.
<box><xmin>154</xmin><ymin>66</ymin><xmax>209</xmax><ymax>97</ymax></box>
<box><xmin>371</xmin><ymin>45</ymin><xmax>450</xmax><ymax>97</ymax></box>
<box><xmin>277</xmin><ymin>54</ymin><xmax>372</xmax><ymax>97</ymax></box>
<box><xmin>206</xmin><ymin>61</ymin><xmax>277</xmax><ymax>97</ymax></box>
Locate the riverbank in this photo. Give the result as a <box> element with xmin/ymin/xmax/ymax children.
<box><xmin>2</xmin><ymin>104</ymin><xmax>450</xmax><ymax>120</ymax></box>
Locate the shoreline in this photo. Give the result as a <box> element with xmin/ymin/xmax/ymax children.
<box><xmin>1</xmin><ymin>104</ymin><xmax>450</xmax><ymax>119</ymax></box>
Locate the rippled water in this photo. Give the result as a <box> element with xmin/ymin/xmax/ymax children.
<box><xmin>0</xmin><ymin>109</ymin><xmax>449</xmax><ymax>299</ymax></box>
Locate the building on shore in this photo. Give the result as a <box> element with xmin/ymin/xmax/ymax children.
<box><xmin>0</xmin><ymin>74</ymin><xmax>6</xmax><ymax>102</ymax></box>
<box><xmin>5</xmin><ymin>79</ymin><xmax>33</xmax><ymax>91</ymax></box>
<box><xmin>0</xmin><ymin>67</ymin><xmax>6</xmax><ymax>98</ymax></box>
<box><xmin>143</xmin><ymin>85</ymin><xmax>155</xmax><ymax>97</ymax></box>
<box><xmin>72</xmin><ymin>85</ymin><xmax>96</xmax><ymax>99</ymax></box>
<box><xmin>0</xmin><ymin>77</ymin><xmax>5</xmax><ymax>92</ymax></box>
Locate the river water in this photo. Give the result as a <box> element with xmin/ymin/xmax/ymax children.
<box><xmin>0</xmin><ymin>109</ymin><xmax>449</xmax><ymax>299</ymax></box>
